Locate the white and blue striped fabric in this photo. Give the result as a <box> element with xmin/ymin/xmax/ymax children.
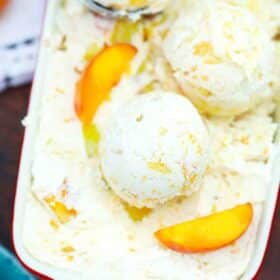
<box><xmin>0</xmin><ymin>0</ymin><xmax>45</xmax><ymax>92</ymax></box>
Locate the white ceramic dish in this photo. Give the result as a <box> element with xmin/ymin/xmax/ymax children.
<box><xmin>13</xmin><ymin>1</ymin><xmax>280</xmax><ymax>279</ymax></box>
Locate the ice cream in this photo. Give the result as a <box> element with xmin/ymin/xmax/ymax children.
<box><xmin>99</xmin><ymin>91</ymin><xmax>209</xmax><ymax>208</ymax></box>
<box><xmin>163</xmin><ymin>0</ymin><xmax>275</xmax><ymax>116</ymax></box>
<box><xmin>22</xmin><ymin>1</ymin><xmax>280</xmax><ymax>277</ymax></box>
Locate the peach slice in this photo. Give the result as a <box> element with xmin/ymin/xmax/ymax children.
<box><xmin>75</xmin><ymin>43</ymin><xmax>137</xmax><ymax>125</ymax></box>
<box><xmin>155</xmin><ymin>203</ymin><xmax>253</xmax><ymax>253</ymax></box>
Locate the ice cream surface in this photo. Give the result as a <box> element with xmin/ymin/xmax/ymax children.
<box><xmin>20</xmin><ymin>0</ymin><xmax>280</xmax><ymax>278</ymax></box>
<box><xmin>164</xmin><ymin>0</ymin><xmax>275</xmax><ymax>116</ymax></box>
<box><xmin>99</xmin><ymin>91</ymin><xmax>209</xmax><ymax>208</ymax></box>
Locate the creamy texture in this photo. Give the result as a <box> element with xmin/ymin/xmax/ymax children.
<box><xmin>22</xmin><ymin>0</ymin><xmax>280</xmax><ymax>279</ymax></box>
<box><xmin>164</xmin><ymin>0</ymin><xmax>275</xmax><ymax>116</ymax></box>
<box><xmin>100</xmin><ymin>91</ymin><xmax>209</xmax><ymax>208</ymax></box>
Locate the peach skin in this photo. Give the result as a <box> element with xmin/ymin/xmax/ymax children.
<box><xmin>155</xmin><ymin>203</ymin><xmax>253</xmax><ymax>253</ymax></box>
<box><xmin>75</xmin><ymin>43</ymin><xmax>137</xmax><ymax>125</ymax></box>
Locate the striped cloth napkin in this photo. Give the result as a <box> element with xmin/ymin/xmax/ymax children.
<box><xmin>0</xmin><ymin>0</ymin><xmax>45</xmax><ymax>92</ymax></box>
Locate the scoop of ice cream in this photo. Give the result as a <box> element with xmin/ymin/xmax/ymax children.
<box><xmin>99</xmin><ymin>91</ymin><xmax>209</xmax><ymax>208</ymax></box>
<box><xmin>96</xmin><ymin>0</ymin><xmax>168</xmax><ymax>13</ymax></box>
<box><xmin>163</xmin><ymin>0</ymin><xmax>275</xmax><ymax>116</ymax></box>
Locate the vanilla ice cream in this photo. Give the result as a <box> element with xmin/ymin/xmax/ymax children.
<box><xmin>163</xmin><ymin>0</ymin><xmax>275</xmax><ymax>116</ymax></box>
<box><xmin>99</xmin><ymin>91</ymin><xmax>209</xmax><ymax>208</ymax></box>
<box><xmin>20</xmin><ymin>1</ymin><xmax>280</xmax><ymax>278</ymax></box>
<box><xmin>272</xmin><ymin>42</ymin><xmax>280</xmax><ymax>95</ymax></box>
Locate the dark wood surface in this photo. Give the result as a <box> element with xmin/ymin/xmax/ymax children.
<box><xmin>0</xmin><ymin>84</ymin><xmax>279</xmax><ymax>279</ymax></box>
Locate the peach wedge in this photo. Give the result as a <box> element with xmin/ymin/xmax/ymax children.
<box><xmin>75</xmin><ymin>43</ymin><xmax>137</xmax><ymax>125</ymax></box>
<box><xmin>155</xmin><ymin>203</ymin><xmax>253</xmax><ymax>253</ymax></box>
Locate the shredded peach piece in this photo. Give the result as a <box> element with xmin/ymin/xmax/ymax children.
<box><xmin>45</xmin><ymin>196</ymin><xmax>77</xmax><ymax>224</ymax></box>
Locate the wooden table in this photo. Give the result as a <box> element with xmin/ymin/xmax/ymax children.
<box><xmin>0</xmin><ymin>84</ymin><xmax>279</xmax><ymax>279</ymax></box>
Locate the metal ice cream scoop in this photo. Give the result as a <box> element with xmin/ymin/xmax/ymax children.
<box><xmin>81</xmin><ymin>0</ymin><xmax>162</xmax><ymax>19</ymax></box>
